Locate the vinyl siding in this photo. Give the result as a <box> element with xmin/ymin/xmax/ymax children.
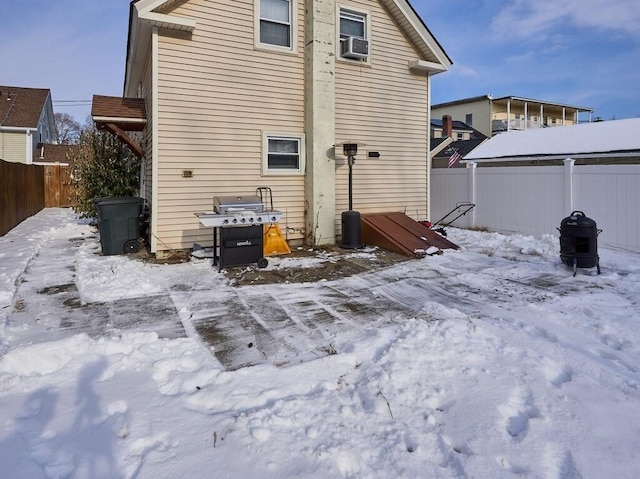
<box><xmin>433</xmin><ymin>101</ymin><xmax>491</xmax><ymax>139</ymax></box>
<box><xmin>0</xmin><ymin>131</ymin><xmax>27</xmax><ymax>163</ymax></box>
<box><xmin>335</xmin><ymin>0</ymin><xmax>429</xmax><ymax>223</ymax></box>
<box><xmin>154</xmin><ymin>0</ymin><xmax>306</xmax><ymax>252</ymax></box>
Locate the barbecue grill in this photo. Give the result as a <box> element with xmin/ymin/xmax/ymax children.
<box><xmin>195</xmin><ymin>190</ymin><xmax>283</xmax><ymax>271</ymax></box>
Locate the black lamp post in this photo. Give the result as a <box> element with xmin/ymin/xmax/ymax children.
<box><xmin>341</xmin><ymin>143</ymin><xmax>364</xmax><ymax>249</ymax></box>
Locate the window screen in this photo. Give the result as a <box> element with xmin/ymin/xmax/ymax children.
<box><xmin>260</xmin><ymin>0</ymin><xmax>291</xmax><ymax>47</ymax></box>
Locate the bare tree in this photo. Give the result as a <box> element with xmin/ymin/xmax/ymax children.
<box><xmin>54</xmin><ymin>112</ymin><xmax>82</xmax><ymax>144</ymax></box>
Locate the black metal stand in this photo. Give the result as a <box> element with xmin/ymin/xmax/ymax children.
<box><xmin>341</xmin><ymin>154</ymin><xmax>364</xmax><ymax>249</ymax></box>
<box><xmin>348</xmin><ymin>161</ymin><xmax>354</xmax><ymax>211</ymax></box>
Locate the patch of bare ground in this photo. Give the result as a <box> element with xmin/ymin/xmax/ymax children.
<box><xmin>126</xmin><ymin>243</ymin><xmax>412</xmax><ymax>285</ymax></box>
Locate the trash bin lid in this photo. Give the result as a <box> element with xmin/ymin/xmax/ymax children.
<box><xmin>94</xmin><ymin>196</ymin><xmax>144</xmax><ymax>206</ymax></box>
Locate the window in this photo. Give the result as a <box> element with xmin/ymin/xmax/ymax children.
<box><xmin>259</xmin><ymin>0</ymin><xmax>292</xmax><ymax>48</ymax></box>
<box><xmin>457</xmin><ymin>132</ymin><xmax>464</xmax><ymax>140</ymax></box>
<box><xmin>340</xmin><ymin>9</ymin><xmax>366</xmax><ymax>40</ymax></box>
<box><xmin>263</xmin><ymin>133</ymin><xmax>305</xmax><ymax>175</ymax></box>
<box><xmin>338</xmin><ymin>6</ymin><xmax>370</xmax><ymax>61</ymax></box>
<box><xmin>465</xmin><ymin>113</ymin><xmax>473</xmax><ymax>126</ymax></box>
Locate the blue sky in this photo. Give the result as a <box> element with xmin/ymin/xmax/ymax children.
<box><xmin>3</xmin><ymin>0</ymin><xmax>639</xmax><ymax>123</ymax></box>
<box><xmin>421</xmin><ymin>0</ymin><xmax>640</xmax><ymax>120</ymax></box>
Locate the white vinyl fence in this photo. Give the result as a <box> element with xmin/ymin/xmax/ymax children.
<box><xmin>431</xmin><ymin>160</ymin><xmax>640</xmax><ymax>251</ymax></box>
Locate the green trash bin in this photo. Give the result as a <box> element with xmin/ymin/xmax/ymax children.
<box><xmin>94</xmin><ymin>197</ymin><xmax>145</xmax><ymax>255</ymax></box>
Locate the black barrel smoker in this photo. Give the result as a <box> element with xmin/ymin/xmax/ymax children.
<box><xmin>557</xmin><ymin>211</ymin><xmax>601</xmax><ymax>276</ymax></box>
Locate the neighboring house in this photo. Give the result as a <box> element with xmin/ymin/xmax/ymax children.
<box><xmin>0</xmin><ymin>86</ymin><xmax>56</xmax><ymax>164</ymax></box>
<box><xmin>430</xmin><ymin>115</ymin><xmax>487</xmax><ymax>168</ymax></box>
<box><xmin>431</xmin><ymin>116</ymin><xmax>486</xmax><ymax>142</ymax></box>
<box><xmin>33</xmin><ymin>143</ymin><xmax>77</xmax><ymax>166</ymax></box>
<box><xmin>432</xmin><ymin>95</ymin><xmax>595</xmax><ymax>139</ymax></box>
<box><xmin>432</xmin><ymin>138</ymin><xmax>486</xmax><ymax>169</ymax></box>
<box><xmin>92</xmin><ymin>0</ymin><xmax>452</xmax><ymax>257</ymax></box>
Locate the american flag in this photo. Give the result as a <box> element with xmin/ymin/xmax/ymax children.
<box><xmin>447</xmin><ymin>149</ymin><xmax>461</xmax><ymax>168</ymax></box>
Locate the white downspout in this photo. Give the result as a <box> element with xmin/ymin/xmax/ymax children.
<box><xmin>426</xmin><ymin>73</ymin><xmax>432</xmax><ymax>221</ymax></box>
<box><xmin>151</xmin><ymin>26</ymin><xmax>159</xmax><ymax>254</ymax></box>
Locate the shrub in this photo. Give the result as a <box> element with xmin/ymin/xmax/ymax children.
<box><xmin>68</xmin><ymin>126</ymin><xmax>141</xmax><ymax>218</ymax></box>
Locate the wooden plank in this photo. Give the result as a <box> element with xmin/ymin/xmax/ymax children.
<box><xmin>361</xmin><ymin>212</ymin><xmax>458</xmax><ymax>257</ymax></box>
<box><xmin>43</xmin><ymin>165</ymin><xmax>74</xmax><ymax>208</ymax></box>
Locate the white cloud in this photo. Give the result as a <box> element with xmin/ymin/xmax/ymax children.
<box><xmin>450</xmin><ymin>64</ymin><xmax>480</xmax><ymax>78</ymax></box>
<box><xmin>491</xmin><ymin>0</ymin><xmax>640</xmax><ymax>40</ymax></box>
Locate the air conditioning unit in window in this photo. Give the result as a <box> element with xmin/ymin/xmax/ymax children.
<box><xmin>341</xmin><ymin>36</ymin><xmax>369</xmax><ymax>60</ymax></box>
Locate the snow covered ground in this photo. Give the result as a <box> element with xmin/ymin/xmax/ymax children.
<box><xmin>1</xmin><ymin>208</ymin><xmax>639</xmax><ymax>478</ymax></box>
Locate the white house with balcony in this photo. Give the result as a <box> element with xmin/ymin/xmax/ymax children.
<box><xmin>432</xmin><ymin>94</ymin><xmax>594</xmax><ymax>138</ymax></box>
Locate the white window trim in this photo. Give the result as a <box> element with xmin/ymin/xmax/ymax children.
<box><xmin>336</xmin><ymin>3</ymin><xmax>372</xmax><ymax>65</ymax></box>
<box><xmin>254</xmin><ymin>0</ymin><xmax>298</xmax><ymax>54</ymax></box>
<box><xmin>262</xmin><ymin>132</ymin><xmax>306</xmax><ymax>176</ymax></box>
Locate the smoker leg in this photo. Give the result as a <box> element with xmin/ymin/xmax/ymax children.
<box><xmin>573</xmin><ymin>257</ymin><xmax>578</xmax><ymax>277</ymax></box>
<box><xmin>597</xmin><ymin>258</ymin><xmax>601</xmax><ymax>275</ymax></box>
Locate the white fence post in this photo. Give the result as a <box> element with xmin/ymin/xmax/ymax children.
<box><xmin>564</xmin><ymin>158</ymin><xmax>575</xmax><ymax>214</ymax></box>
<box><xmin>468</xmin><ymin>161</ymin><xmax>477</xmax><ymax>228</ymax></box>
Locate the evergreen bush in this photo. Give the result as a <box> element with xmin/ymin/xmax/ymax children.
<box><xmin>68</xmin><ymin>126</ymin><xmax>141</xmax><ymax>218</ymax></box>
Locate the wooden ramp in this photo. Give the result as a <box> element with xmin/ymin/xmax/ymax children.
<box><xmin>361</xmin><ymin>212</ymin><xmax>459</xmax><ymax>257</ymax></box>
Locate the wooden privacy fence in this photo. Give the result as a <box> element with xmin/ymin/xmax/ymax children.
<box><xmin>431</xmin><ymin>161</ymin><xmax>640</xmax><ymax>251</ymax></box>
<box><xmin>0</xmin><ymin>160</ymin><xmax>45</xmax><ymax>236</ymax></box>
<box><xmin>44</xmin><ymin>164</ymin><xmax>74</xmax><ymax>208</ymax></box>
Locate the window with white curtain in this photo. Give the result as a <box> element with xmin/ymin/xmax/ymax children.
<box><xmin>260</xmin><ymin>0</ymin><xmax>292</xmax><ymax>48</ymax></box>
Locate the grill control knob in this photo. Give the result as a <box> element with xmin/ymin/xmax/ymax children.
<box><xmin>223</xmin><ymin>219</ymin><xmax>229</xmax><ymax>225</ymax></box>
<box><xmin>232</xmin><ymin>218</ymin><xmax>238</xmax><ymax>224</ymax></box>
<box><xmin>257</xmin><ymin>216</ymin><xmax>263</xmax><ymax>222</ymax></box>
<box><xmin>271</xmin><ymin>216</ymin><xmax>277</xmax><ymax>222</ymax></box>
<box><xmin>249</xmin><ymin>217</ymin><xmax>254</xmax><ymax>223</ymax></box>
<box><xmin>240</xmin><ymin>218</ymin><xmax>246</xmax><ymax>223</ymax></box>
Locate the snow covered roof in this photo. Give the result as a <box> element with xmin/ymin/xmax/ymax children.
<box><xmin>464</xmin><ymin>118</ymin><xmax>640</xmax><ymax>162</ymax></box>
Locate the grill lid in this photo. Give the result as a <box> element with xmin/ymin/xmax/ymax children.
<box><xmin>214</xmin><ymin>195</ymin><xmax>264</xmax><ymax>214</ymax></box>
<box><xmin>560</xmin><ymin>211</ymin><xmax>597</xmax><ymax>229</ymax></box>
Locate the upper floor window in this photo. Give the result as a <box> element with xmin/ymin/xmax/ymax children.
<box><xmin>340</xmin><ymin>10</ymin><xmax>366</xmax><ymax>40</ymax></box>
<box><xmin>338</xmin><ymin>6</ymin><xmax>370</xmax><ymax>61</ymax></box>
<box><xmin>465</xmin><ymin>113</ymin><xmax>473</xmax><ymax>126</ymax></box>
<box><xmin>260</xmin><ymin>0</ymin><xmax>292</xmax><ymax>48</ymax></box>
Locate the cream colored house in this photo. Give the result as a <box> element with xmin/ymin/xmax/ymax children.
<box><xmin>93</xmin><ymin>0</ymin><xmax>451</xmax><ymax>257</ymax></box>
<box><xmin>432</xmin><ymin>95</ymin><xmax>594</xmax><ymax>139</ymax></box>
<box><xmin>0</xmin><ymin>86</ymin><xmax>56</xmax><ymax>164</ymax></box>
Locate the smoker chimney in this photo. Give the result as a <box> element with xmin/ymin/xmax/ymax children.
<box><xmin>442</xmin><ymin>115</ymin><xmax>453</xmax><ymax>138</ymax></box>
